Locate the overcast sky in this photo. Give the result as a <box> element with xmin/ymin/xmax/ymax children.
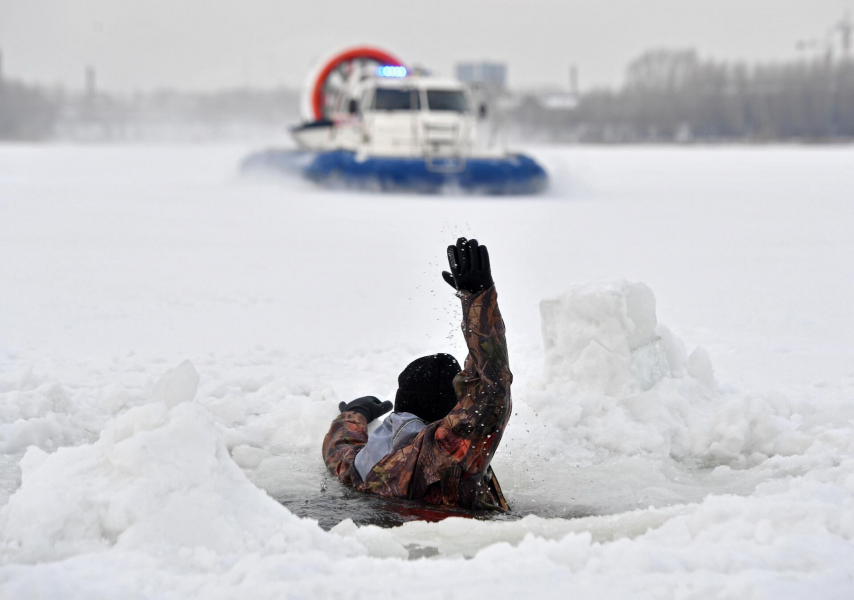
<box><xmin>1</xmin><ymin>0</ymin><xmax>851</xmax><ymax>92</ymax></box>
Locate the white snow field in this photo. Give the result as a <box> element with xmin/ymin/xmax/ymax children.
<box><xmin>1</xmin><ymin>144</ymin><xmax>853</xmax><ymax>598</ymax></box>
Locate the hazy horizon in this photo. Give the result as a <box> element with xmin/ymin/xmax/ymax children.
<box><xmin>1</xmin><ymin>0</ymin><xmax>852</xmax><ymax>93</ymax></box>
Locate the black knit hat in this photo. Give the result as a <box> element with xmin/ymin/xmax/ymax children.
<box><xmin>394</xmin><ymin>353</ymin><xmax>462</xmax><ymax>423</ymax></box>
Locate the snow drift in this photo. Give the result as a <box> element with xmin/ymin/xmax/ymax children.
<box><xmin>0</xmin><ymin>361</ymin><xmax>358</xmax><ymax>566</ymax></box>
<box><xmin>529</xmin><ymin>280</ymin><xmax>829</xmax><ymax>465</ymax></box>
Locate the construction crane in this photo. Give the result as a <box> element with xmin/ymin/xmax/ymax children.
<box><xmin>796</xmin><ymin>11</ymin><xmax>853</xmax><ymax>61</ymax></box>
<box><xmin>836</xmin><ymin>11</ymin><xmax>852</xmax><ymax>58</ymax></box>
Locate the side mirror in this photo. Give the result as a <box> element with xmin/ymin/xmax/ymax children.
<box><xmin>348</xmin><ymin>99</ymin><xmax>359</xmax><ymax>115</ymax></box>
<box><xmin>479</xmin><ymin>103</ymin><xmax>488</xmax><ymax>119</ymax></box>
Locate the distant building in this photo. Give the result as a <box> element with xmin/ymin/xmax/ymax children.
<box><xmin>456</xmin><ymin>61</ymin><xmax>507</xmax><ymax>91</ymax></box>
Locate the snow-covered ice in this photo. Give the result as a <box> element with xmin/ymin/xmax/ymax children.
<box><xmin>1</xmin><ymin>144</ymin><xmax>853</xmax><ymax>598</ymax></box>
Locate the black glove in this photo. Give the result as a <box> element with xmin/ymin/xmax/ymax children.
<box><xmin>338</xmin><ymin>396</ymin><xmax>393</xmax><ymax>423</ymax></box>
<box><xmin>441</xmin><ymin>237</ymin><xmax>493</xmax><ymax>293</ymax></box>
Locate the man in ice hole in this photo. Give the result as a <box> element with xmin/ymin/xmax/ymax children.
<box><xmin>322</xmin><ymin>237</ymin><xmax>512</xmax><ymax>511</ymax></box>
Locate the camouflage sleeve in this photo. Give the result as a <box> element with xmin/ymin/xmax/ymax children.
<box><xmin>322</xmin><ymin>412</ymin><xmax>369</xmax><ymax>486</ymax></box>
<box><xmin>414</xmin><ymin>284</ymin><xmax>513</xmax><ymax>508</ymax></box>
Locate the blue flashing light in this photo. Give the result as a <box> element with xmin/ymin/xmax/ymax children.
<box><xmin>377</xmin><ymin>65</ymin><xmax>407</xmax><ymax>78</ymax></box>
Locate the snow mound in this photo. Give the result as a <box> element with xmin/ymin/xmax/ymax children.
<box><xmin>0</xmin><ymin>364</ymin><xmax>96</xmax><ymax>454</ymax></box>
<box><xmin>0</xmin><ymin>361</ymin><xmax>358</xmax><ymax>564</ymax></box>
<box><xmin>532</xmin><ymin>281</ymin><xmax>815</xmax><ymax>464</ymax></box>
<box><xmin>540</xmin><ymin>280</ymin><xmax>715</xmax><ymax>395</ymax></box>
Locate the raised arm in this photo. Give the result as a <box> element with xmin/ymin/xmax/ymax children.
<box><xmin>414</xmin><ymin>238</ymin><xmax>513</xmax><ymax>509</ymax></box>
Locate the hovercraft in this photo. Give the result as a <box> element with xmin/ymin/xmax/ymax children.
<box><xmin>241</xmin><ymin>46</ymin><xmax>548</xmax><ymax>195</ymax></box>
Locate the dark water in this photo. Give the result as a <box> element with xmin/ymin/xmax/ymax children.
<box><xmin>277</xmin><ymin>476</ymin><xmax>594</xmax><ymax>531</ymax></box>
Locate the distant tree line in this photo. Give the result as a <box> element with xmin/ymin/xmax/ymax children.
<box><xmin>0</xmin><ymin>79</ymin><xmax>301</xmax><ymax>141</ymax></box>
<box><xmin>508</xmin><ymin>50</ymin><xmax>854</xmax><ymax>142</ymax></box>
<box><xmin>4</xmin><ymin>49</ymin><xmax>854</xmax><ymax>142</ymax></box>
<box><xmin>0</xmin><ymin>80</ymin><xmax>58</xmax><ymax>140</ymax></box>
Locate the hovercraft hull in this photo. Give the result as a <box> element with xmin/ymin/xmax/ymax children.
<box><xmin>241</xmin><ymin>149</ymin><xmax>548</xmax><ymax>195</ymax></box>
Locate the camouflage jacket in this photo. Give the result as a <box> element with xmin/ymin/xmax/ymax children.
<box><xmin>322</xmin><ymin>285</ymin><xmax>512</xmax><ymax>511</ymax></box>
